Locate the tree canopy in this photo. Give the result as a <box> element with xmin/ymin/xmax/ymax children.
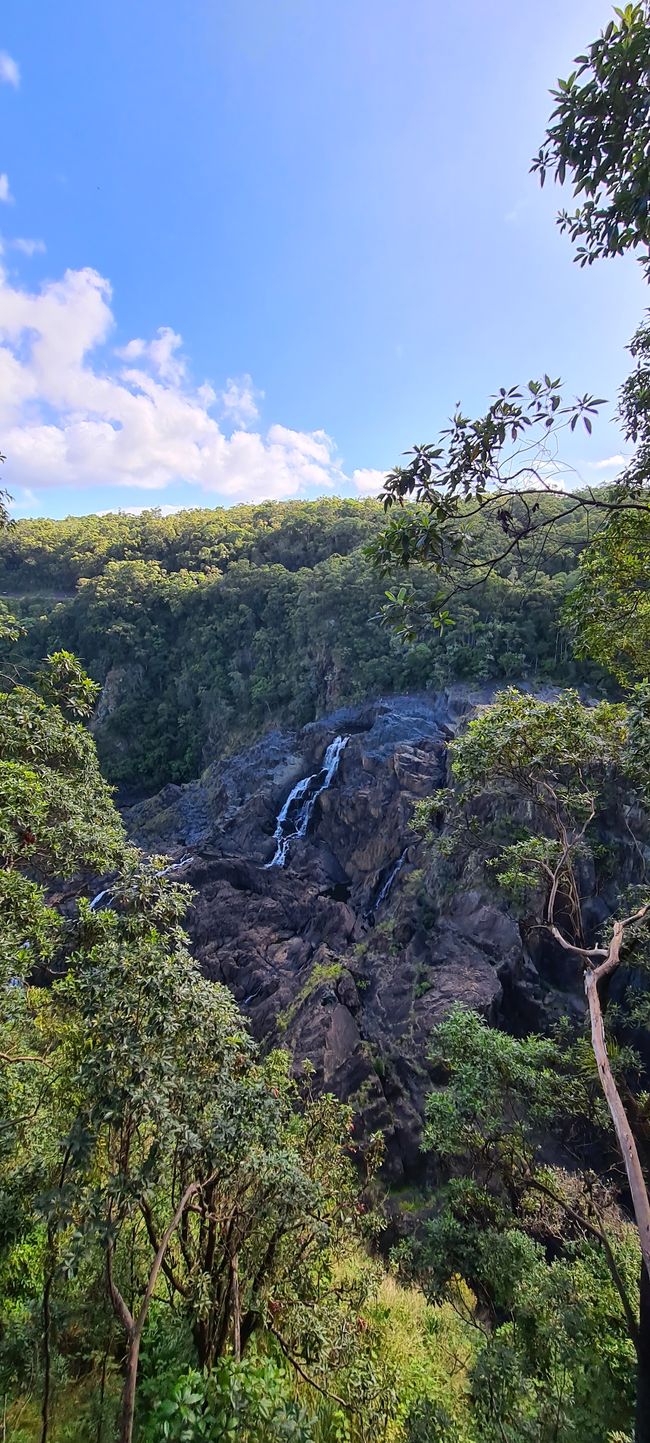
<box><xmin>370</xmin><ymin>5</ymin><xmax>650</xmax><ymax>652</ymax></box>
<box><xmin>0</xmin><ymin>494</ymin><xmax>604</xmax><ymax>791</ymax></box>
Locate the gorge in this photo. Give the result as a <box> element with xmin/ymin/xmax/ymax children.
<box><xmin>3</xmin><ymin>494</ymin><xmax>649</xmax><ymax>1441</ymax></box>
<box><xmin>124</xmin><ymin>687</ymin><xmax>599</xmax><ymax>1179</ymax></box>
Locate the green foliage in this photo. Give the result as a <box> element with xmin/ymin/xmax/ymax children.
<box><xmin>276</xmin><ymin>962</ymin><xmax>345</xmax><ymax>1034</ymax></box>
<box><xmin>0</xmin><ymin>499</ymin><xmax>379</xmax><ymax>593</ymax></box>
<box><xmin>400</xmin><ymin>1009</ymin><xmax>639</xmax><ymax>1443</ymax></box>
<box><xmin>36</xmin><ymin>648</ymin><xmax>101</xmax><ymax>717</ymax></box>
<box><xmin>569</xmin><ymin>488</ymin><xmax>650</xmax><ymax>686</ymax></box>
<box><xmin>370</xmin><ymin>5</ymin><xmax>650</xmax><ymax>665</ymax></box>
<box><xmin>424</xmin><ymin>1008</ymin><xmax>583</xmax><ymax>1160</ymax></box>
<box><xmin>0</xmin><ymin>497</ymin><xmax>602</xmax><ymax>790</ymax></box>
<box><xmin>532</xmin><ymin>2</ymin><xmax>650</xmax><ymax>271</ymax></box>
<box><xmin>0</xmin><ymin>678</ymin><xmax>123</xmax><ymax>879</ymax></box>
<box><xmin>409</xmin><ymin>687</ymin><xmax>650</xmax><ymax>1436</ymax></box>
<box><xmin>4</xmin><ymin>11</ymin><xmax>650</xmax><ymax>1438</ymax></box>
<box><xmin>423</xmin><ymin>1007</ymin><xmax>614</xmax><ymax>1183</ymax></box>
<box><xmin>0</xmin><ymin>658</ymin><xmax>405</xmax><ymax>1442</ymax></box>
<box><xmin>467</xmin><ymin>1240</ymin><xmax>636</xmax><ymax>1442</ymax></box>
<box><xmin>450</xmin><ymin>687</ymin><xmax>629</xmax><ymax>792</ymax></box>
<box><xmin>141</xmin><ymin>1355</ymin><xmax>315</xmax><ymax>1442</ymax></box>
<box><xmin>369</xmin><ymin>391</ymin><xmax>604</xmax><ymax>608</ymax></box>
<box><xmin>566</xmin><ymin>309</ymin><xmax>650</xmax><ymax>683</ymax></box>
<box><xmin>439</xmin><ymin>687</ymin><xmax>650</xmax><ymax>918</ymax></box>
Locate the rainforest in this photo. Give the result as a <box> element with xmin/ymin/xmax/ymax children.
<box><xmin>0</xmin><ymin>492</ymin><xmax>604</xmax><ymax>791</ymax></box>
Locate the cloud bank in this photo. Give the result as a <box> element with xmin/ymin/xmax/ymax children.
<box><xmin>0</xmin><ymin>263</ymin><xmax>384</xmax><ymax>505</ymax></box>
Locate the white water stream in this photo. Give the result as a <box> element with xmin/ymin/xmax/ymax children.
<box><xmin>373</xmin><ymin>848</ymin><xmax>407</xmax><ymax>913</ymax></box>
<box><xmin>266</xmin><ymin>735</ymin><xmax>349</xmax><ymax>868</ymax></box>
<box><xmin>88</xmin><ymin>854</ymin><xmax>194</xmax><ymax>912</ymax></box>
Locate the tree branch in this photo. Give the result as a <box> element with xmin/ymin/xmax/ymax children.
<box><xmin>106</xmin><ymin>1237</ymin><xmax>135</xmax><ymax>1341</ymax></box>
<box><xmin>527</xmin><ymin>1174</ymin><xmax>640</xmax><ymax>1347</ymax></box>
<box><xmin>139</xmin><ymin>1197</ymin><xmax>190</xmax><ymax>1299</ymax></box>
<box><xmin>267</xmin><ymin>1323</ymin><xmax>352</xmax><ymax>1411</ymax></box>
<box><xmin>134</xmin><ymin>1179</ymin><xmax>202</xmax><ymax>1337</ymax></box>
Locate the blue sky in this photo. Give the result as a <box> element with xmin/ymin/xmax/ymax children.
<box><xmin>0</xmin><ymin>0</ymin><xmax>646</xmax><ymax>519</ymax></box>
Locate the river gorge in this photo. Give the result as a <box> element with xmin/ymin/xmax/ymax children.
<box><xmin>121</xmin><ymin>688</ymin><xmax>610</xmax><ymax>1179</ymax></box>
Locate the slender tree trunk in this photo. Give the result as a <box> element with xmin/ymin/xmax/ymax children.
<box><xmin>40</xmin><ymin>1149</ymin><xmax>71</xmax><ymax>1443</ymax></box>
<box><xmin>118</xmin><ymin>1334</ymin><xmax>140</xmax><ymax>1443</ymax></box>
<box><xmin>584</xmin><ymin>949</ymin><xmax>650</xmax><ymax>1441</ymax></box>
<box><xmin>96</xmin><ymin>1321</ymin><xmax>113</xmax><ymax>1443</ymax></box>
<box><xmin>232</xmin><ymin>1253</ymin><xmax>241</xmax><ymax>1362</ymax></box>
<box><xmin>108</xmin><ymin>1180</ymin><xmax>203</xmax><ymax>1443</ymax></box>
<box><xmin>636</xmin><ymin>1262</ymin><xmax>650</xmax><ymax>1443</ymax></box>
<box><xmin>585</xmin><ymin>964</ymin><xmax>650</xmax><ymax>1281</ymax></box>
<box><xmin>40</xmin><ymin>1263</ymin><xmax>53</xmax><ymax>1443</ymax></box>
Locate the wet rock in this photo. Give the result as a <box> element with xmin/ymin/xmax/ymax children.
<box><xmin>122</xmin><ymin>689</ymin><xmax>646</xmax><ymax>1179</ymax></box>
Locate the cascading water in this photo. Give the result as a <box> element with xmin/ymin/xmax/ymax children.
<box><xmin>369</xmin><ymin>848</ymin><xmax>408</xmax><ymax>918</ymax></box>
<box><xmin>88</xmin><ymin>855</ymin><xmax>193</xmax><ymax>912</ymax></box>
<box><xmin>266</xmin><ymin>735</ymin><xmax>349</xmax><ymax>868</ymax></box>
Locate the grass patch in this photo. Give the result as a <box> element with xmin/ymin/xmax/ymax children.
<box><xmin>276</xmin><ymin>961</ymin><xmax>345</xmax><ymax>1034</ymax></box>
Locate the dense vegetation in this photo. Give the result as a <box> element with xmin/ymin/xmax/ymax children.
<box><xmin>1</xmin><ymin>493</ymin><xmax>603</xmax><ymax>792</ymax></box>
<box><xmin>2</xmin><ymin>656</ymin><xmax>647</xmax><ymax>1443</ymax></box>
<box><xmin>0</xmin><ymin>653</ymin><xmax>433</xmax><ymax>1442</ymax></box>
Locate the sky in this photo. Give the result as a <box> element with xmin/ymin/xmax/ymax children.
<box><xmin>0</xmin><ymin>0</ymin><xmax>647</xmax><ymax>520</ymax></box>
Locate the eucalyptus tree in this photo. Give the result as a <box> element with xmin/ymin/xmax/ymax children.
<box><xmin>415</xmin><ymin>686</ymin><xmax>650</xmax><ymax>1439</ymax></box>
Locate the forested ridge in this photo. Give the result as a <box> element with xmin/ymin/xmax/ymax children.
<box><xmin>1</xmin><ymin>493</ymin><xmax>603</xmax><ymax>791</ymax></box>
<box><xmin>0</xmin><ymin>499</ymin><xmax>381</xmax><ymax>589</ymax></box>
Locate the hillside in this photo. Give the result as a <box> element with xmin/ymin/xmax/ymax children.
<box><xmin>126</xmin><ymin>689</ymin><xmax>606</xmax><ymax>1180</ymax></box>
<box><xmin>1</xmin><ymin>495</ymin><xmax>605</xmax><ymax>792</ymax></box>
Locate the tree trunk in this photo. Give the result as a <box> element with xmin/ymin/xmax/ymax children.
<box><xmin>232</xmin><ymin>1253</ymin><xmax>241</xmax><ymax>1362</ymax></box>
<box><xmin>636</xmin><ymin>1261</ymin><xmax>650</xmax><ymax>1443</ymax></box>
<box><xmin>585</xmin><ymin>966</ymin><xmax>650</xmax><ymax>1281</ymax></box>
<box><xmin>108</xmin><ymin>1179</ymin><xmax>203</xmax><ymax>1442</ymax></box>
<box><xmin>40</xmin><ymin>1265</ymin><xmax>53</xmax><ymax>1443</ymax></box>
<box><xmin>118</xmin><ymin>1334</ymin><xmax>141</xmax><ymax>1443</ymax></box>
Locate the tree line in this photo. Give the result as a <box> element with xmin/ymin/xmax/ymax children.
<box><xmin>2</xmin><ymin>492</ymin><xmax>604</xmax><ymax>792</ymax></box>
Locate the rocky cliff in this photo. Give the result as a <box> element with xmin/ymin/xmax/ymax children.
<box><xmin>125</xmin><ymin>691</ymin><xmax>600</xmax><ymax>1179</ymax></box>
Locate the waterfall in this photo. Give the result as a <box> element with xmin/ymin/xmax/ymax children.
<box><xmin>88</xmin><ymin>855</ymin><xmax>193</xmax><ymax>912</ymax></box>
<box><xmin>370</xmin><ymin>848</ymin><xmax>407</xmax><ymax>917</ymax></box>
<box><xmin>159</xmin><ymin>854</ymin><xmax>194</xmax><ymax>876</ymax></box>
<box><xmin>266</xmin><ymin>734</ymin><xmax>349</xmax><ymax>868</ymax></box>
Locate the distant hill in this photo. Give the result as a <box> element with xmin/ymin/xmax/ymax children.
<box><xmin>1</xmin><ymin>496</ymin><xmax>606</xmax><ymax>792</ymax></box>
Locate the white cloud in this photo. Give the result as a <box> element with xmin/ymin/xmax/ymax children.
<box><xmin>11</xmin><ymin>237</ymin><xmax>46</xmax><ymax>256</ymax></box>
<box><xmin>0</xmin><ymin>263</ymin><xmax>361</xmax><ymax>504</ymax></box>
<box><xmin>352</xmin><ymin>467</ymin><xmax>386</xmax><ymax>496</ymax></box>
<box><xmin>0</xmin><ymin>52</ymin><xmax>19</xmax><ymax>88</ymax></box>
<box><xmin>117</xmin><ymin>326</ymin><xmax>186</xmax><ymax>385</ymax></box>
<box><xmin>586</xmin><ymin>454</ymin><xmax>629</xmax><ymax>470</ymax></box>
<box><xmin>0</xmin><ymin>174</ymin><xmax>14</xmax><ymax>205</ymax></box>
<box><xmin>219</xmin><ymin>374</ymin><xmax>261</xmax><ymax>428</ymax></box>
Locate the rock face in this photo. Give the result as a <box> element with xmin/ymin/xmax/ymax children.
<box><xmin>124</xmin><ymin>691</ymin><xmax>585</xmax><ymax>1179</ymax></box>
